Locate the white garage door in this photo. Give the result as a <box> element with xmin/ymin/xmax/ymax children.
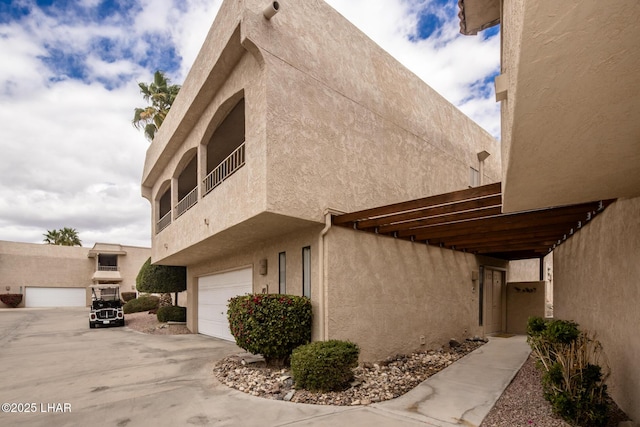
<box><xmin>25</xmin><ymin>287</ymin><xmax>86</xmax><ymax>308</ymax></box>
<box><xmin>198</xmin><ymin>268</ymin><xmax>252</xmax><ymax>341</ymax></box>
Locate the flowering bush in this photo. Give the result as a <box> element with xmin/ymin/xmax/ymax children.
<box><xmin>227</xmin><ymin>294</ymin><xmax>312</xmax><ymax>367</ymax></box>
<box><xmin>0</xmin><ymin>293</ymin><xmax>23</xmax><ymax>308</ymax></box>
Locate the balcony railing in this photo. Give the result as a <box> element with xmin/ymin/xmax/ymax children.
<box><xmin>157</xmin><ymin>211</ymin><xmax>171</xmax><ymax>233</ymax></box>
<box><xmin>175</xmin><ymin>186</ymin><xmax>198</xmax><ymax>218</ymax></box>
<box><xmin>202</xmin><ymin>143</ymin><xmax>245</xmax><ymax>196</ymax></box>
<box><xmin>98</xmin><ymin>265</ymin><xmax>119</xmax><ymax>271</ymax></box>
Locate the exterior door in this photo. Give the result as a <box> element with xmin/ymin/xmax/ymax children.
<box><xmin>484</xmin><ymin>268</ymin><xmax>504</xmax><ymax>334</ymax></box>
<box><xmin>197</xmin><ymin>268</ymin><xmax>252</xmax><ymax>341</ymax></box>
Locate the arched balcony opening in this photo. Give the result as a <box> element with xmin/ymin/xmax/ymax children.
<box><xmin>175</xmin><ymin>150</ymin><xmax>199</xmax><ymax>218</ymax></box>
<box><xmin>203</xmin><ymin>97</ymin><xmax>245</xmax><ymax>196</ymax></box>
<box><xmin>156</xmin><ymin>181</ymin><xmax>172</xmax><ymax>233</ymax></box>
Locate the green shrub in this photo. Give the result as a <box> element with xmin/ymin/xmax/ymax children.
<box><xmin>157</xmin><ymin>305</ymin><xmax>186</xmax><ymax>322</ymax></box>
<box><xmin>527</xmin><ymin>316</ymin><xmax>610</xmax><ymax>426</ymax></box>
<box><xmin>0</xmin><ymin>294</ymin><xmax>23</xmax><ymax>308</ymax></box>
<box><xmin>121</xmin><ymin>292</ymin><xmax>137</xmax><ymax>302</ymax></box>
<box><xmin>227</xmin><ymin>294</ymin><xmax>312</xmax><ymax>366</ymax></box>
<box><xmin>291</xmin><ymin>340</ymin><xmax>360</xmax><ymax>392</ymax></box>
<box><xmin>123</xmin><ymin>295</ymin><xmax>160</xmax><ymax>314</ymax></box>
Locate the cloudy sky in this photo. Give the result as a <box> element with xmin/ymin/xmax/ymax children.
<box><xmin>0</xmin><ymin>0</ymin><xmax>500</xmax><ymax>249</ymax></box>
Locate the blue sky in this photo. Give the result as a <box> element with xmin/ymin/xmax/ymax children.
<box><xmin>0</xmin><ymin>0</ymin><xmax>500</xmax><ymax>248</ymax></box>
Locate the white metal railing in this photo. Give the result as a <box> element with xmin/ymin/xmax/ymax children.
<box><xmin>202</xmin><ymin>143</ymin><xmax>245</xmax><ymax>196</ymax></box>
<box><xmin>156</xmin><ymin>211</ymin><xmax>172</xmax><ymax>233</ymax></box>
<box><xmin>97</xmin><ymin>265</ymin><xmax>119</xmax><ymax>271</ymax></box>
<box><xmin>175</xmin><ymin>186</ymin><xmax>198</xmax><ymax>218</ymax></box>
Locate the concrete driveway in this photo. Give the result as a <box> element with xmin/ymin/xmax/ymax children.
<box><xmin>0</xmin><ymin>308</ymin><xmax>530</xmax><ymax>427</ymax></box>
<box><xmin>0</xmin><ymin>308</ymin><xmax>359</xmax><ymax>427</ymax></box>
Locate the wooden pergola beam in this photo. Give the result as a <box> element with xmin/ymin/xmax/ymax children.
<box><xmin>333</xmin><ymin>182</ymin><xmax>501</xmax><ymax>225</ymax></box>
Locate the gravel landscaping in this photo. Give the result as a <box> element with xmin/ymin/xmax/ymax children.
<box><xmin>124</xmin><ymin>317</ymin><xmax>631</xmax><ymax>426</ymax></box>
<box><xmin>125</xmin><ymin>311</ymin><xmax>191</xmax><ymax>335</ymax></box>
<box><xmin>213</xmin><ymin>340</ymin><xmax>485</xmax><ymax>406</ymax></box>
<box><xmin>482</xmin><ymin>355</ymin><xmax>630</xmax><ymax>427</ymax></box>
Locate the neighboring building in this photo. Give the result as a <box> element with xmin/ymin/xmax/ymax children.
<box><xmin>141</xmin><ymin>0</ymin><xmax>506</xmax><ymax>361</ymax></box>
<box><xmin>460</xmin><ymin>0</ymin><xmax>640</xmax><ymax>420</ymax></box>
<box><xmin>0</xmin><ymin>241</ymin><xmax>150</xmax><ymax>308</ymax></box>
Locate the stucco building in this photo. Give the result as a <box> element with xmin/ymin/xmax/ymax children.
<box><xmin>139</xmin><ymin>0</ymin><xmax>559</xmax><ymax>363</ymax></box>
<box><xmin>0</xmin><ymin>241</ymin><xmax>150</xmax><ymax>308</ymax></box>
<box><xmin>460</xmin><ymin>0</ymin><xmax>640</xmax><ymax>420</ymax></box>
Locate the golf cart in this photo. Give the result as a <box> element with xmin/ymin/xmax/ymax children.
<box><xmin>89</xmin><ymin>285</ymin><xmax>125</xmax><ymax>328</ymax></box>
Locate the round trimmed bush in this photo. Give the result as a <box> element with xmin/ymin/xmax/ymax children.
<box><xmin>121</xmin><ymin>292</ymin><xmax>137</xmax><ymax>302</ymax></box>
<box><xmin>123</xmin><ymin>295</ymin><xmax>160</xmax><ymax>314</ymax></box>
<box><xmin>157</xmin><ymin>305</ymin><xmax>186</xmax><ymax>322</ymax></box>
<box><xmin>0</xmin><ymin>294</ymin><xmax>23</xmax><ymax>308</ymax></box>
<box><xmin>227</xmin><ymin>294</ymin><xmax>312</xmax><ymax>366</ymax></box>
<box><xmin>291</xmin><ymin>340</ymin><xmax>360</xmax><ymax>392</ymax></box>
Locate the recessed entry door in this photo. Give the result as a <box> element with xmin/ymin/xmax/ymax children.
<box><xmin>484</xmin><ymin>268</ymin><xmax>504</xmax><ymax>334</ymax></box>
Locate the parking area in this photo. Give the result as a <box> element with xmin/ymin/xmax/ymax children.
<box><xmin>0</xmin><ymin>308</ymin><xmax>354</xmax><ymax>427</ymax></box>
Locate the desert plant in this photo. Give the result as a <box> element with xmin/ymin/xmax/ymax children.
<box><xmin>527</xmin><ymin>316</ymin><xmax>610</xmax><ymax>426</ymax></box>
<box><xmin>291</xmin><ymin>340</ymin><xmax>359</xmax><ymax>392</ymax></box>
<box><xmin>227</xmin><ymin>294</ymin><xmax>312</xmax><ymax>367</ymax></box>
<box><xmin>0</xmin><ymin>293</ymin><xmax>23</xmax><ymax>308</ymax></box>
<box><xmin>157</xmin><ymin>305</ymin><xmax>186</xmax><ymax>322</ymax></box>
<box><xmin>121</xmin><ymin>292</ymin><xmax>137</xmax><ymax>302</ymax></box>
<box><xmin>123</xmin><ymin>295</ymin><xmax>160</xmax><ymax>314</ymax></box>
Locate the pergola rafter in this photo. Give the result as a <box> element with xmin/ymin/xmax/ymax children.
<box><xmin>332</xmin><ymin>183</ymin><xmax>614</xmax><ymax>260</ymax></box>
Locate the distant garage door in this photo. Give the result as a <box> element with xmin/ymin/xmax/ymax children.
<box><xmin>198</xmin><ymin>268</ymin><xmax>252</xmax><ymax>341</ymax></box>
<box><xmin>25</xmin><ymin>287</ymin><xmax>86</xmax><ymax>308</ymax></box>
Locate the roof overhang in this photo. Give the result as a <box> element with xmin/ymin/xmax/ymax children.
<box><xmin>333</xmin><ymin>183</ymin><xmax>613</xmax><ymax>260</ymax></box>
<box><xmin>458</xmin><ymin>0</ymin><xmax>500</xmax><ymax>35</ymax></box>
<box><xmin>92</xmin><ymin>271</ymin><xmax>123</xmax><ymax>282</ymax></box>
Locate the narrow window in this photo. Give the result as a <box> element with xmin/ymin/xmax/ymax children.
<box><xmin>470</xmin><ymin>167</ymin><xmax>480</xmax><ymax>188</ymax></box>
<box><xmin>278</xmin><ymin>252</ymin><xmax>286</xmax><ymax>294</ymax></box>
<box><xmin>302</xmin><ymin>246</ymin><xmax>311</xmax><ymax>298</ymax></box>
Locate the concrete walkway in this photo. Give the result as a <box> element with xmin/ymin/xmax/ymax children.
<box><xmin>285</xmin><ymin>335</ymin><xmax>531</xmax><ymax>427</ymax></box>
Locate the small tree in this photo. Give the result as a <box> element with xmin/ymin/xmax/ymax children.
<box><xmin>132</xmin><ymin>70</ymin><xmax>181</xmax><ymax>141</ymax></box>
<box><xmin>43</xmin><ymin>227</ymin><xmax>82</xmax><ymax>246</ymax></box>
<box><xmin>136</xmin><ymin>258</ymin><xmax>186</xmax><ymax>306</ymax></box>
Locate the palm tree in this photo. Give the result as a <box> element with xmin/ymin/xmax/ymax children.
<box><xmin>132</xmin><ymin>70</ymin><xmax>181</xmax><ymax>141</ymax></box>
<box><xmin>43</xmin><ymin>227</ymin><xmax>82</xmax><ymax>246</ymax></box>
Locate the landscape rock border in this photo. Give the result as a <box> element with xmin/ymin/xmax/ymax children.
<box><xmin>213</xmin><ymin>340</ymin><xmax>485</xmax><ymax>406</ymax></box>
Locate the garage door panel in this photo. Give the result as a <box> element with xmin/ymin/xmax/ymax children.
<box><xmin>198</xmin><ymin>268</ymin><xmax>252</xmax><ymax>341</ymax></box>
<box><xmin>25</xmin><ymin>287</ymin><xmax>86</xmax><ymax>308</ymax></box>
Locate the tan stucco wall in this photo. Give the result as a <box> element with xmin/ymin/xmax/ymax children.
<box><xmin>499</xmin><ymin>0</ymin><xmax>524</xmax><ymax>192</ymax></box>
<box><xmin>259</xmin><ymin>0</ymin><xmax>501</xmax><ymax>219</ymax></box>
<box><xmin>143</xmin><ymin>0</ymin><xmax>501</xmax><ymax>266</ymax></box>
<box><xmin>324</xmin><ymin>226</ymin><xmax>508</xmax><ymax>362</ymax></box>
<box><xmin>553</xmin><ymin>197</ymin><xmax>640</xmax><ymax>421</ymax></box>
<box><xmin>507</xmin><ymin>258</ymin><xmax>539</xmax><ymax>282</ymax></box>
<box><xmin>500</xmin><ymin>0</ymin><xmax>640</xmax><ymax>211</ymax></box>
<box><xmin>0</xmin><ymin>241</ymin><xmax>150</xmax><ymax>307</ymax></box>
<box><xmin>505</xmin><ymin>281</ymin><xmax>545</xmax><ymax>335</ymax></box>
<box><xmin>186</xmin><ymin>225</ymin><xmax>323</xmax><ymax>338</ymax></box>
<box><xmin>0</xmin><ymin>241</ymin><xmax>93</xmax><ymax>307</ymax></box>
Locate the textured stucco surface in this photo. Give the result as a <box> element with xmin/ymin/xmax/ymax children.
<box><xmin>0</xmin><ymin>241</ymin><xmax>149</xmax><ymax>307</ymax></box>
<box><xmin>507</xmin><ymin>258</ymin><xmax>539</xmax><ymax>282</ymax></box>
<box><xmin>505</xmin><ymin>281</ymin><xmax>545</xmax><ymax>334</ymax></box>
<box><xmin>185</xmin><ymin>225</ymin><xmax>323</xmax><ymax>339</ymax></box>
<box><xmin>501</xmin><ymin>0</ymin><xmax>640</xmax><ymax>211</ymax></box>
<box><xmin>553</xmin><ymin>197</ymin><xmax>640</xmax><ymax>421</ymax></box>
<box><xmin>141</xmin><ymin>0</ymin><xmax>507</xmax><ymax>362</ymax></box>
<box><xmin>324</xmin><ymin>226</ymin><xmax>508</xmax><ymax>362</ymax></box>
<box><xmin>142</xmin><ymin>0</ymin><xmax>501</xmax><ymax>266</ymax></box>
